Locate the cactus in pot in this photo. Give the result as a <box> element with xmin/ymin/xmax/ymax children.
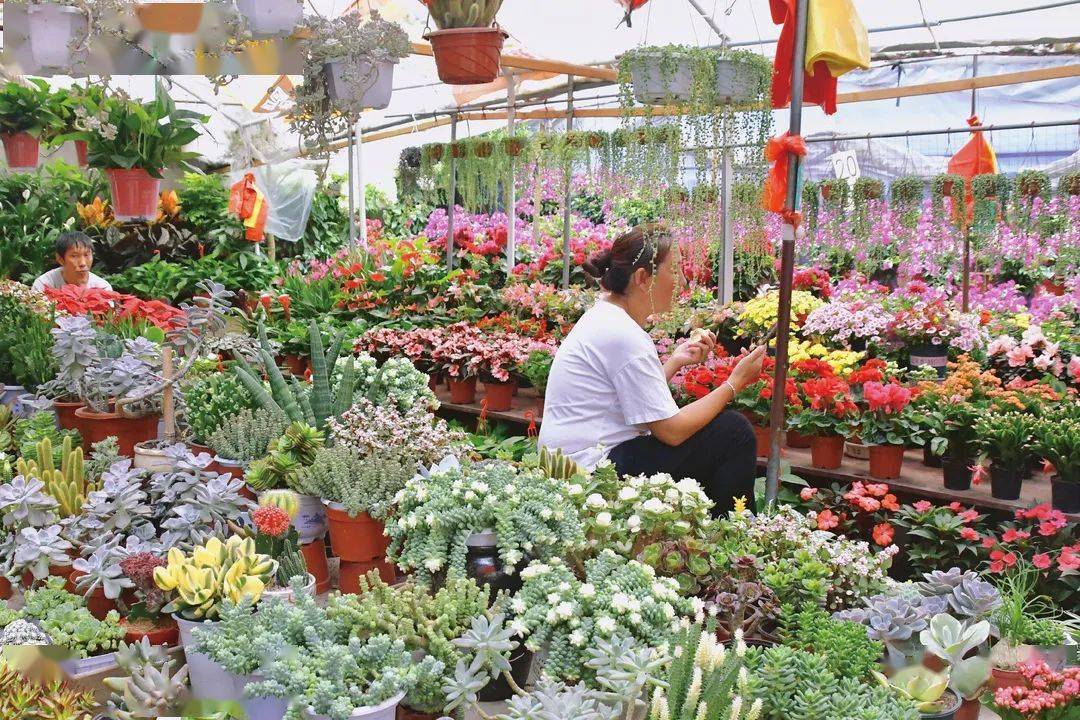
<box><xmin>16</xmin><ymin>436</ymin><xmax>96</xmax><ymax>517</ymax></box>
<box><xmin>426</xmin><ymin>0</ymin><xmax>504</xmax><ymax>28</ymax></box>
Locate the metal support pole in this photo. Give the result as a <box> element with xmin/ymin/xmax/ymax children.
<box><xmin>719</xmin><ymin>144</ymin><xmax>734</xmax><ymax>303</ymax></box>
<box><xmin>562</xmin><ymin>76</ymin><xmax>575</xmax><ymax>290</ymax></box>
<box><xmin>765</xmin><ymin>0</ymin><xmax>810</xmax><ymax>507</ymax></box>
<box><xmin>347</xmin><ymin>129</ymin><xmax>356</xmax><ymax>246</ymax></box>
<box><xmin>447</xmin><ymin>114</ymin><xmax>458</xmax><ymax>271</ymax></box>
<box><xmin>506</xmin><ymin>74</ymin><xmax>517</xmax><ymax>277</ymax></box>
<box><xmin>356</xmin><ymin>119</ymin><xmax>367</xmax><ymax>248</ymax></box>
<box><xmin>961</xmin><ymin>57</ymin><xmax>978</xmax><ymax>313</ymax></box>
<box><xmin>685</xmin><ymin>0</ymin><xmax>728</xmax><ymax>40</ymax></box>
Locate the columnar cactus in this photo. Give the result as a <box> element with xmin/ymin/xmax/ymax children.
<box><xmin>426</xmin><ymin>0</ymin><xmax>504</xmax><ymax>29</ymax></box>
<box><xmin>16</xmin><ymin>436</ymin><xmax>96</xmax><ymax>518</ymax></box>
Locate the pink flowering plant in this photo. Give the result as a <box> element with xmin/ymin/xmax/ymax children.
<box><xmin>979</xmin><ymin>504</ymin><xmax>1079</xmax><ymax>605</ymax></box>
<box><xmin>859</xmin><ymin>381</ymin><xmax>926</xmax><ymax>447</ymax></box>
<box><xmin>887</xmin><ymin>296</ymin><xmax>987</xmax><ymax>354</ymax></box>
<box><xmin>987</xmin><ymin>322</ymin><xmax>1080</xmax><ymax>389</ymax></box>
<box><xmin>990</xmin><ymin>661</ymin><xmax>1079</xmax><ymax>720</ymax></box>
<box><xmin>800</xmin><ymin>291</ymin><xmax>892</xmax><ymax>349</ymax></box>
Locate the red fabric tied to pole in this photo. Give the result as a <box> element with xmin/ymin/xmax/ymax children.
<box><xmin>228</xmin><ymin>172</ymin><xmax>269</xmax><ymax>242</ymax></box>
<box><xmin>613</xmin><ymin>0</ymin><xmax>651</xmax><ymax>26</ymax></box>
<box><xmin>762</xmin><ymin>132</ymin><xmax>807</xmax><ymax>215</ymax></box>
<box><xmin>770</xmin><ymin>0</ymin><xmax>838</xmax><ymax>114</ymax></box>
<box><xmin>947</xmin><ymin>115</ymin><xmax>999</xmax><ymax>221</ymax></box>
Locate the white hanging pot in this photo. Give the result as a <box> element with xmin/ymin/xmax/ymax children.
<box><xmin>628</xmin><ymin>50</ymin><xmax>695</xmax><ymax>105</ymax></box>
<box><xmin>26</xmin><ymin>3</ymin><xmax>88</xmax><ymax>71</ymax></box>
<box><xmin>235</xmin><ymin>0</ymin><xmax>302</xmax><ymax>38</ymax></box>
<box><xmin>322</xmin><ymin>58</ymin><xmax>397</xmax><ymax>110</ymax></box>
<box><xmin>303</xmin><ymin>692</ymin><xmax>404</xmax><ymax>720</ymax></box>
<box><xmin>715</xmin><ymin>57</ymin><xmax>759</xmax><ymax>104</ymax></box>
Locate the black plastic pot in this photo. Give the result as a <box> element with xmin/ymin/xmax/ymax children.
<box><xmin>990</xmin><ymin>464</ymin><xmax>1023</xmax><ymax>501</ymax></box>
<box><xmin>1050</xmin><ymin>476</ymin><xmax>1080</xmax><ymax>514</ymax></box>
<box><xmin>942</xmin><ymin>455</ymin><xmax>973</xmax><ymax>491</ymax></box>
<box><xmin>908</xmin><ymin>343</ymin><xmax>948</xmax><ymax>379</ymax></box>
<box><xmin>922</xmin><ymin>445</ymin><xmax>943</xmax><ymax>469</ymax></box>
<box><xmin>478</xmin><ymin>650</ymin><xmax>533</xmax><ymax>702</ymax></box>
<box><xmin>920</xmin><ymin>689</ymin><xmax>961</xmax><ymax>720</ymax></box>
<box><xmin>465</xmin><ymin>531</ymin><xmax>524</xmax><ymax>605</ymax></box>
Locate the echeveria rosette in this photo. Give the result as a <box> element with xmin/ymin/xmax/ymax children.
<box><xmin>385</xmin><ymin>460</ymin><xmax>584</xmax><ymax>586</ymax></box>
<box><xmin>513</xmin><ymin>550</ymin><xmax>692</xmax><ymax>685</ymax></box>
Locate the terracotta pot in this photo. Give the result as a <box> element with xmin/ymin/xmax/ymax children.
<box><xmin>427</xmin><ymin>373</ymin><xmax>439</xmax><ymax>392</ymax></box>
<box><xmin>121</xmin><ymin>616</ymin><xmax>180</xmax><ymax>646</ymax></box>
<box><xmin>954</xmin><ymin>698</ymin><xmax>980</xmax><ymax>720</ymax></box>
<box><xmin>104</xmin><ymin>168</ymin><xmax>161</xmax><ymax>221</ymax></box>
<box><xmin>503</xmin><ymin>138</ymin><xmax>523</xmax><ymax>156</ymax></box>
<box><xmin>74</xmin><ymin>407</ymin><xmax>158</xmax><ymax>457</ymax></box>
<box><xmin>135</xmin><ymin>2</ymin><xmax>203</xmax><ymax>32</ymax></box>
<box><xmin>1</xmin><ymin>131</ymin><xmax>41</xmax><ymax>169</ymax></box>
<box><xmin>53</xmin><ymin>399</ymin><xmax>84</xmax><ymax>431</ymax></box>
<box><xmin>868</xmin><ymin>444</ymin><xmax>905</xmax><ymax>480</ymax></box>
<box><xmin>74</xmin><ymin>140</ymin><xmax>88</xmax><ymax>168</ymax></box>
<box><xmin>785</xmin><ymin>429</ymin><xmax>812</xmax><ymax>449</ymax></box>
<box><xmin>483</xmin><ymin>381</ymin><xmax>514</xmax><ymax>412</ymax></box>
<box><xmin>397</xmin><ymin>707</ymin><xmax>441</xmax><ymax>720</ymax></box>
<box><xmin>22</xmin><ymin>563</ymin><xmax>76</xmax><ymax>591</ymax></box>
<box><xmin>425</xmin><ymin>27</ymin><xmax>508</xmax><ymax>85</ymax></box>
<box><xmin>0</xmin><ymin>576</ymin><xmax>11</xmax><ymax>600</ymax></box>
<box><xmin>448</xmin><ymin>376</ymin><xmax>477</xmax><ymax>404</ymax></box>
<box><xmin>282</xmin><ymin>353</ymin><xmax>309</xmax><ymax>376</ymax></box>
<box><xmin>991</xmin><ymin>667</ymin><xmax>1027</xmax><ymax>692</ymax></box>
<box><xmin>339</xmin><ymin>558</ymin><xmax>396</xmax><ymax>593</ymax></box>
<box><xmin>188</xmin><ymin>442</ymin><xmax>213</xmax><ymax>457</ymax></box>
<box><xmin>810</xmin><ymin>435</ymin><xmax>845</xmax><ymax>470</ymax></box>
<box><xmin>324</xmin><ymin>503</ymin><xmax>389</xmax><ymax>563</ymax></box>
<box><xmin>753</xmin><ymin>425</ymin><xmax>771</xmax><ymax>458</ymax></box>
<box><xmin>300</xmin><ymin>538</ymin><xmax>331</xmax><ymax>595</ymax></box>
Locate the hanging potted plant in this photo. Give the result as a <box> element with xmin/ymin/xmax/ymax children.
<box><xmin>307</xmin><ymin>11</ymin><xmax>410</xmax><ymax>109</ymax></box>
<box><xmin>853</xmin><ymin>177</ymin><xmax>884</xmax><ymax>202</ymax></box>
<box><xmin>716</xmin><ymin>49</ymin><xmax>772</xmax><ymax>105</ymax></box>
<box><xmin>1032</xmin><ymin>416</ymin><xmax>1080</xmax><ymax>513</ymax></box>
<box><xmin>859</xmin><ymin>381</ymin><xmax>922</xmax><ymax>480</ymax></box>
<box><xmin>788</xmin><ymin>377</ymin><xmax>858</xmax><ymax>470</ymax></box>
<box><xmin>1015</xmin><ymin>169</ymin><xmax>1050</xmax><ymax>200</ymax></box>
<box><xmin>59</xmin><ymin>82</ymin><xmax>206</xmax><ymax>221</ymax></box>
<box><xmin>0</xmin><ymin>79</ymin><xmax>62</xmax><ymax>171</ymax></box>
<box><xmin>235</xmin><ymin>0</ymin><xmax>303</xmax><ymax>38</ymax></box>
<box><xmin>422</xmin><ymin>0</ymin><xmax>507</xmax><ymax>85</ymax></box>
<box><xmin>974</xmin><ymin>411</ymin><xmax>1035</xmax><ymax>501</ymax></box>
<box><xmin>1058</xmin><ymin>171</ymin><xmax>1080</xmax><ymax>196</ymax></box>
<box><xmin>619</xmin><ymin>44</ymin><xmax>717</xmax><ymax>106</ymax></box>
<box><xmin>135</xmin><ymin>1</ymin><xmax>204</xmax><ymax>33</ymax></box>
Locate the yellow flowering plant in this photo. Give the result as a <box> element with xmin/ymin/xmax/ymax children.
<box><xmin>737</xmin><ymin>290</ymin><xmax>824</xmax><ymax>337</ymax></box>
<box><xmin>788</xmin><ymin>339</ymin><xmax>865</xmax><ymax>376</ymax></box>
<box><xmin>153</xmin><ymin>536</ymin><xmax>278</xmax><ymax>621</ymax></box>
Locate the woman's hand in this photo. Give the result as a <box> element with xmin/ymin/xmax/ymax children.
<box><xmin>669</xmin><ymin>330</ymin><xmax>716</xmax><ymax>370</ymax></box>
<box><xmin>728</xmin><ymin>345</ymin><xmax>767</xmax><ymax>392</ymax></box>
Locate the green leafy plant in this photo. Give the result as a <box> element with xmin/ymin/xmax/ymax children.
<box><xmin>877</xmin><ymin>665</ymin><xmax>952</xmax><ymax>714</ymax></box>
<box><xmin>292</xmin><ymin>444</ymin><xmax>413</xmax><ymax>519</ymax></box>
<box><xmin>425</xmin><ymin>0</ymin><xmax>503</xmax><ymax>28</ymax></box>
<box><xmin>0</xmin><ymin>79</ymin><xmax>63</xmax><ymax>139</ymax></box>
<box><xmin>518</xmin><ymin>348</ymin><xmax>553</xmax><ymax>393</ymax></box>
<box><xmin>182</xmin><ymin>372</ymin><xmax>257</xmax><ymax>444</ymax></box>
<box><xmin>975</xmin><ymin>410</ymin><xmax>1035</xmax><ymax>471</ymax></box>
<box><xmin>1015</xmin><ymin>169</ymin><xmax>1051</xmax><ymax>199</ymax></box>
<box><xmin>207</xmin><ymin>407</ymin><xmax>290</xmax><ymax>464</ymax></box>
<box><xmin>22</xmin><ymin>577</ymin><xmax>124</xmax><ymax>658</ymax></box>
<box><xmin>1032</xmin><ymin>417</ymin><xmax>1080</xmax><ymax>483</ymax></box>
<box><xmin>778</xmin><ymin>603</ymin><xmax>884</xmax><ymax>681</ymax></box>
<box><xmin>244</xmin><ymin>421</ymin><xmax>324</xmax><ymax>492</ymax></box>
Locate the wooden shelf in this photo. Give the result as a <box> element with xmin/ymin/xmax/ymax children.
<box><xmin>434</xmin><ymin>385</ymin><xmax>544</xmax><ymax>428</ymax></box>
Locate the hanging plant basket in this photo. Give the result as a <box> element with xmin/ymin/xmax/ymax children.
<box><xmin>425</xmin><ymin>27</ymin><xmax>507</xmax><ymax>85</ymax></box>
<box><xmin>26</xmin><ymin>3</ymin><xmax>88</xmax><ymax>71</ymax></box>
<box><xmin>104</xmin><ymin>168</ymin><xmax>161</xmax><ymax>221</ymax></box>
<box><xmin>1059</xmin><ymin>171</ymin><xmax>1080</xmax><ymax>196</ymax></box>
<box><xmin>135</xmin><ymin>3</ymin><xmax>204</xmax><ymax>33</ymax></box>
<box><xmin>587</xmin><ymin>131</ymin><xmax>605</xmax><ymax>148</ymax></box>
<box><xmin>624</xmin><ymin>48</ymin><xmax>697</xmax><ymax>105</ymax></box>
<box><xmin>425</xmin><ymin>144</ymin><xmax>445</xmax><ymax>162</ymax></box>
<box><xmin>450</xmin><ymin>142</ymin><xmax>467</xmax><ymax>159</ymax></box>
<box><xmin>502</xmin><ymin>137</ymin><xmax>524</xmax><ymax>156</ymax></box>
<box><xmin>473</xmin><ymin>140</ymin><xmax>493</xmax><ymax>158</ymax></box>
<box><xmin>323</xmin><ymin>58</ymin><xmax>397</xmax><ymax>110</ymax></box>
<box><xmin>714</xmin><ymin>57</ymin><xmax>759</xmax><ymax>104</ymax></box>
<box><xmin>1</xmin><ymin>132</ymin><xmax>41</xmax><ymax>170</ymax></box>
<box><xmin>235</xmin><ymin>0</ymin><xmax>303</xmax><ymax>37</ymax></box>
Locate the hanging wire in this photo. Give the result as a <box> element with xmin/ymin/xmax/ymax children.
<box><xmin>914</xmin><ymin>0</ymin><xmax>941</xmax><ymax>52</ymax></box>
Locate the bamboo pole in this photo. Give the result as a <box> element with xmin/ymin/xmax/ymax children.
<box><xmin>162</xmin><ymin>347</ymin><xmax>175</xmax><ymax>443</ymax></box>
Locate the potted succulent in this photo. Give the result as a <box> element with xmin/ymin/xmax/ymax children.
<box><xmin>975</xmin><ymin>411</ymin><xmax>1035</xmax><ymax>501</ymax></box>
<box><xmin>920</xmin><ymin>613</ymin><xmax>993</xmax><ymax>720</ymax></box>
<box><xmin>1032</xmin><ymin>416</ymin><xmax>1080</xmax><ymax>513</ymax></box>
<box><xmin>153</xmin><ymin>536</ymin><xmax>278</xmax><ymax>699</ymax></box>
<box><xmin>248</xmin><ymin>503</ymin><xmax>314</xmax><ymax>602</ymax></box>
<box><xmin>207</xmin><ymin>407</ymin><xmax>290</xmax><ymax>480</ymax></box>
<box><xmin>0</xmin><ymin>79</ymin><xmax>62</xmax><ymax>170</ymax></box>
<box><xmin>102</xmin><ymin>637</ymin><xmax>191</xmax><ymax>718</ymax></box>
<box><xmin>878</xmin><ymin>665</ymin><xmax>962</xmax><ymax>720</ymax></box>
<box><xmin>21</xmin><ymin>577</ymin><xmax>125</xmax><ymax>676</ymax></box>
<box><xmin>60</xmin><ymin>82</ymin><xmax>206</xmax><ymax>221</ymax></box>
<box><xmin>115</xmin><ymin>552</ymin><xmax>180</xmax><ymax>646</ymax></box>
<box><xmin>618</xmin><ymin>45</ymin><xmax>715</xmax><ymax>106</ymax></box>
<box><xmin>422</xmin><ymin>0</ymin><xmax>507</xmax><ymax>85</ymax></box>
<box><xmin>859</xmin><ymin>381</ymin><xmax>922</xmax><ymax>480</ymax></box>
<box><xmin>788</xmin><ymin>377</ymin><xmax>858</xmax><ymax>470</ymax></box>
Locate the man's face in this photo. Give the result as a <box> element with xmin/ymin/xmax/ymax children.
<box><xmin>57</xmin><ymin>244</ymin><xmax>94</xmax><ymax>284</ymax></box>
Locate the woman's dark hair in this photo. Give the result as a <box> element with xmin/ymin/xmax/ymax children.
<box><xmin>54</xmin><ymin>231</ymin><xmax>94</xmax><ymax>258</ymax></box>
<box><xmin>582</xmin><ymin>223</ymin><xmax>672</xmax><ymax>294</ymax></box>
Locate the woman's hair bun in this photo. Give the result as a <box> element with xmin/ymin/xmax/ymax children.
<box><xmin>582</xmin><ymin>249</ymin><xmax>614</xmax><ymax>279</ymax></box>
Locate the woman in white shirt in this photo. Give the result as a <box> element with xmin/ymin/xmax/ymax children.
<box><xmin>538</xmin><ymin>224</ymin><xmax>766</xmax><ymax>513</ymax></box>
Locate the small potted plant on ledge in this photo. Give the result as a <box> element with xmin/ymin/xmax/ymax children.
<box><xmin>518</xmin><ymin>347</ymin><xmax>553</xmax><ymax>415</ymax></box>
<box><xmin>933</xmin><ymin>403</ymin><xmax>983</xmax><ymax>491</ymax></box>
<box><xmin>859</xmin><ymin>381</ymin><xmax>922</xmax><ymax>480</ymax></box>
<box><xmin>60</xmin><ymin>81</ymin><xmax>206</xmax><ymax>221</ymax></box>
<box><xmin>1032</xmin><ymin>415</ymin><xmax>1080</xmax><ymax>513</ymax></box>
<box><xmin>788</xmin><ymin>376</ymin><xmax>858</xmax><ymax>470</ymax></box>
<box><xmin>975</xmin><ymin>411</ymin><xmax>1035</xmax><ymax>501</ymax></box>
<box><xmin>422</xmin><ymin>0</ymin><xmax>507</xmax><ymax>85</ymax></box>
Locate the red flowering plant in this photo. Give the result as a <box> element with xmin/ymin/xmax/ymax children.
<box><xmin>671</xmin><ymin>355</ymin><xmax>739</xmax><ymax>405</ymax></box>
<box><xmin>978</xmin><ymin>504</ymin><xmax>1079</xmax><ymax>605</ymax></box>
<box><xmin>792</xmin><ymin>266</ymin><xmax>832</xmax><ymax>299</ymax></box>
<box><xmin>251</xmin><ymin>503</ymin><xmax>308</xmax><ymax>590</ymax></box>
<box><xmin>787</xmin><ymin>376</ymin><xmax>859</xmax><ymax>438</ymax></box>
<box><xmin>44</xmin><ymin>285</ymin><xmax>183</xmax><ymax>336</ymax></box>
<box><xmin>891</xmin><ymin>501</ymin><xmax>989</xmax><ymax>577</ymax></box>
<box><xmin>732</xmin><ymin>356</ymin><xmax>800</xmax><ymax>426</ymax></box>
<box><xmin>789</xmin><ymin>481</ymin><xmax>901</xmax><ymax>551</ymax></box>
<box><xmin>858</xmin><ymin>381</ymin><xmax>925</xmax><ymax>447</ymax></box>
<box><xmin>990</xmin><ymin>661</ymin><xmax>1079</xmax><ymax>720</ymax></box>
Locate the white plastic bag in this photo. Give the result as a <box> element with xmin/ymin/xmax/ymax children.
<box><xmin>228</xmin><ymin>160</ymin><xmax>319</xmax><ymax>241</ymax></box>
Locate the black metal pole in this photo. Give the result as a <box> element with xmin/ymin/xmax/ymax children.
<box><xmin>765</xmin><ymin>0</ymin><xmax>810</xmax><ymax>507</ymax></box>
<box><xmin>447</xmin><ymin>113</ymin><xmax>458</xmax><ymax>271</ymax></box>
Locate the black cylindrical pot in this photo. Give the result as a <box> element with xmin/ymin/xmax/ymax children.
<box><xmin>1050</xmin><ymin>476</ymin><xmax>1080</xmax><ymax>514</ymax></box>
<box><xmin>920</xmin><ymin>690</ymin><xmax>961</xmax><ymax>720</ymax></box>
<box><xmin>942</xmin><ymin>455</ymin><xmax>973</xmax><ymax>491</ymax></box>
<box><xmin>923</xmin><ymin>445</ymin><xmax>943</xmax><ymax>469</ymax></box>
<box><xmin>477</xmin><ymin>650</ymin><xmax>533</xmax><ymax>702</ymax></box>
<box><xmin>465</xmin><ymin>531</ymin><xmax>524</xmax><ymax>605</ymax></box>
<box><xmin>908</xmin><ymin>343</ymin><xmax>948</xmax><ymax>379</ymax></box>
<box><xmin>990</xmin><ymin>465</ymin><xmax>1023</xmax><ymax>501</ymax></box>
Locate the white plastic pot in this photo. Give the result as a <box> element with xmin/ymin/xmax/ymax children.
<box><xmin>236</xmin><ymin>673</ymin><xmax>289</xmax><ymax>720</ymax></box>
<box><xmin>294</xmin><ymin>493</ymin><xmax>328</xmax><ymax>543</ymax></box>
<box><xmin>59</xmin><ymin>651</ymin><xmax>117</xmax><ymax>678</ymax></box>
<box><xmin>13</xmin><ymin>393</ymin><xmax>47</xmax><ymax>419</ymax></box>
<box><xmin>628</xmin><ymin>52</ymin><xmax>695</xmax><ymax>105</ymax></box>
<box><xmin>1</xmin><ymin>385</ymin><xmax>25</xmax><ymax>409</ymax></box>
<box><xmin>303</xmin><ymin>692</ymin><xmax>404</xmax><ymax>720</ymax></box>
<box><xmin>261</xmin><ymin>573</ymin><xmax>316</xmax><ymax>604</ymax></box>
<box><xmin>715</xmin><ymin>57</ymin><xmax>759</xmax><ymax>103</ymax></box>
<box><xmin>235</xmin><ymin>0</ymin><xmax>302</xmax><ymax>37</ymax></box>
<box><xmin>133</xmin><ymin>441</ymin><xmax>179</xmax><ymax>472</ymax></box>
<box><xmin>27</xmin><ymin>3</ymin><xmax>88</xmax><ymax>70</ymax></box>
<box><xmin>176</xmin><ymin>616</ymin><xmax>235</xmax><ymax>700</ymax></box>
<box><xmin>323</xmin><ymin>59</ymin><xmax>397</xmax><ymax>110</ymax></box>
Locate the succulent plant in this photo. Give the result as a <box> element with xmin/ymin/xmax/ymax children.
<box><xmin>158</xmin><ymin>473</ymin><xmax>253</xmax><ymax>548</ymax></box>
<box><xmin>13</xmin><ymin>524</ymin><xmax>73</xmax><ymax>581</ymax></box>
<box><xmin>0</xmin><ymin>618</ymin><xmax>50</xmax><ymax>645</ymax></box>
<box><xmin>856</xmin><ymin>593</ymin><xmax>932</xmax><ymax>664</ymax></box>
<box><xmin>876</xmin><ymin>666</ymin><xmax>951</xmax><ymax>714</ymax></box>
<box><xmin>207</xmin><ymin>407</ymin><xmax>290</xmax><ymax>465</ymax></box>
<box><xmin>945</xmin><ymin>575</ymin><xmax>1002</xmax><ymax>620</ymax></box>
<box><xmin>426</xmin><ymin>0</ymin><xmax>504</xmax><ymax>29</ymax></box>
<box><xmin>153</xmin><ymin>536</ymin><xmax>278</xmax><ymax>621</ymax></box>
<box><xmin>104</xmin><ymin>637</ymin><xmax>191</xmax><ymax>720</ymax></box>
<box><xmin>917</xmin><ymin>568</ymin><xmax>967</xmax><ymax>596</ymax></box>
<box><xmin>75</xmin><ymin>460</ymin><xmax>154</xmax><ymax>547</ymax></box>
<box><xmin>920</xmin><ymin>613</ymin><xmax>990</xmax><ymax>667</ymax></box>
<box><xmin>15</xmin><ymin>435</ymin><xmax>96</xmax><ymax>518</ymax></box>
<box><xmin>0</xmin><ymin>474</ymin><xmax>59</xmax><ymax>529</ymax></box>
<box><xmin>72</xmin><ymin>545</ymin><xmax>135</xmax><ymax>600</ymax></box>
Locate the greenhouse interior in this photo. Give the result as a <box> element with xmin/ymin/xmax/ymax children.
<box><xmin>0</xmin><ymin>0</ymin><xmax>1078</xmax><ymax>718</ymax></box>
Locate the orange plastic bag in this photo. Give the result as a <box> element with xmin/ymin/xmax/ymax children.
<box><xmin>228</xmin><ymin>172</ymin><xmax>269</xmax><ymax>242</ymax></box>
<box><xmin>762</xmin><ymin>133</ymin><xmax>807</xmax><ymax>213</ymax></box>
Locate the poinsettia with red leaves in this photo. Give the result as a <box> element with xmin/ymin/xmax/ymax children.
<box><xmin>45</xmin><ymin>285</ymin><xmax>183</xmax><ymax>331</ymax></box>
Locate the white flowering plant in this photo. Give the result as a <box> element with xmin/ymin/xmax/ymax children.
<box><xmin>329</xmin><ymin>398</ymin><xmax>463</xmax><ymax>467</ymax></box>
<box><xmin>385</xmin><ymin>460</ymin><xmax>584</xmax><ymax>586</ymax></box>
<box><xmin>566</xmin><ymin>461</ymin><xmax>714</xmax><ymax>563</ymax></box>
<box><xmin>512</xmin><ymin>549</ymin><xmax>693</xmax><ymax>685</ymax></box>
<box><xmin>340</xmin><ymin>353</ymin><xmax>438</xmax><ymax>413</ymax></box>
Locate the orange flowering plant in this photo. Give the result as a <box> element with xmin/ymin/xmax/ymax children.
<box><xmin>787</xmin><ymin>376</ymin><xmax>859</xmax><ymax>438</ymax></box>
<box><xmin>791</xmin><ymin>481</ymin><xmax>902</xmax><ymax>551</ymax></box>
